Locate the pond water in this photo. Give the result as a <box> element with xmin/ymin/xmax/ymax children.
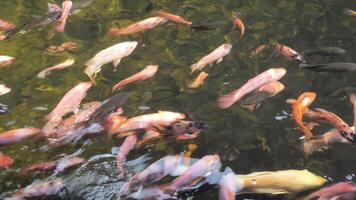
<box><xmin>0</xmin><ymin>0</ymin><xmax>355</xmax><ymax>199</ymax></box>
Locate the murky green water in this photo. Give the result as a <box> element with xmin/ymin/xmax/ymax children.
<box><xmin>0</xmin><ymin>0</ymin><xmax>355</xmax><ymax>199</ymax></box>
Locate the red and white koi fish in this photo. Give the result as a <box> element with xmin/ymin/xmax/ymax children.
<box><xmin>151</xmin><ymin>11</ymin><xmax>192</xmax><ymax>26</ymax></box>
<box><xmin>84</xmin><ymin>41</ymin><xmax>138</xmax><ymax>83</ymax></box>
<box><xmin>112</xmin><ymin>64</ymin><xmax>158</xmax><ymax>92</ymax></box>
<box><xmin>117</xmin><ymin>135</ymin><xmax>137</xmax><ymax>171</ymax></box>
<box><xmin>191</xmin><ymin>44</ymin><xmax>232</xmax><ymax>74</ymax></box>
<box><xmin>0</xmin><ymin>55</ymin><xmax>14</xmax><ymax>66</ymax></box>
<box><xmin>37</xmin><ymin>58</ymin><xmax>75</xmax><ymax>78</ymax></box>
<box><xmin>217</xmin><ymin>68</ymin><xmax>287</xmax><ymax>109</ymax></box>
<box><xmin>0</xmin><ymin>128</ymin><xmax>41</xmax><ymax>146</ymax></box>
<box><xmin>54</xmin><ymin>0</ymin><xmax>73</xmax><ymax>32</ymax></box>
<box><xmin>108</xmin><ymin>17</ymin><xmax>167</xmax><ymax>37</ymax></box>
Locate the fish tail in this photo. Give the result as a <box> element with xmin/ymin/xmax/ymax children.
<box><xmin>343</xmin><ymin>8</ymin><xmax>355</xmax><ymax>16</ymax></box>
<box><xmin>216</xmin><ymin>94</ymin><xmax>237</xmax><ymax>109</ymax></box>
<box><xmin>190</xmin><ymin>63</ymin><xmax>203</xmax><ymax>74</ymax></box>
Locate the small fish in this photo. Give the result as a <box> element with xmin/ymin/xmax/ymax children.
<box><xmin>110</xmin><ymin>111</ymin><xmax>185</xmax><ymax>135</ymax></box>
<box><xmin>151</xmin><ymin>10</ymin><xmax>192</xmax><ymax>26</ymax></box>
<box><xmin>350</xmin><ymin>94</ymin><xmax>356</xmax><ymax>128</ymax></box>
<box><xmin>167</xmin><ymin>155</ymin><xmax>221</xmax><ymax>192</ymax></box>
<box><xmin>55</xmin><ymin>156</ymin><xmax>86</xmax><ymax>172</ymax></box>
<box><xmin>84</xmin><ymin>41</ymin><xmax>138</xmax><ymax>83</ymax></box>
<box><xmin>0</xmin><ymin>127</ymin><xmax>41</xmax><ymax>146</ymax></box>
<box><xmin>219</xmin><ymin>168</ymin><xmax>239</xmax><ymax>200</ymax></box>
<box><xmin>54</xmin><ymin>0</ymin><xmax>73</xmax><ymax>32</ymax></box>
<box><xmin>270</xmin><ymin>40</ymin><xmax>306</xmax><ymax>63</ymax></box>
<box><xmin>344</xmin><ymin>9</ymin><xmax>356</xmax><ymax>16</ymax></box>
<box><xmin>241</xmin><ymin>81</ymin><xmax>285</xmax><ymax>111</ymax></box>
<box><xmin>250</xmin><ymin>45</ymin><xmax>267</xmax><ymax>58</ymax></box>
<box><xmin>0</xmin><ymin>84</ymin><xmax>11</xmax><ymax>95</ymax></box>
<box><xmin>20</xmin><ymin>160</ymin><xmax>59</xmax><ymax>175</ymax></box>
<box><xmin>288</xmin><ymin>92</ymin><xmax>317</xmax><ymax>139</ymax></box>
<box><xmin>299</xmin><ymin>62</ymin><xmax>356</xmax><ymax>72</ymax></box>
<box><xmin>112</xmin><ymin>64</ymin><xmax>158</xmax><ymax>93</ymax></box>
<box><xmin>37</xmin><ymin>58</ymin><xmax>75</xmax><ymax>78</ymax></box>
<box><xmin>7</xmin><ymin>179</ymin><xmax>64</xmax><ymax>200</ymax></box>
<box><xmin>188</xmin><ymin>71</ymin><xmax>209</xmax><ymax>88</ymax></box>
<box><xmin>191</xmin><ymin>20</ymin><xmax>226</xmax><ymax>31</ymax></box>
<box><xmin>306</xmin><ymin>108</ymin><xmax>355</xmax><ymax>142</ymax></box>
<box><xmin>191</xmin><ymin>43</ymin><xmax>232</xmax><ymax>74</ymax></box>
<box><xmin>108</xmin><ymin>17</ymin><xmax>167</xmax><ymax>37</ymax></box>
<box><xmin>0</xmin><ymin>151</ymin><xmax>14</xmax><ymax>169</ymax></box>
<box><xmin>233</xmin><ymin>13</ymin><xmax>245</xmax><ymax>38</ymax></box>
<box><xmin>303</xmin><ymin>182</ymin><xmax>356</xmax><ymax>200</ymax></box>
<box><xmin>217</xmin><ymin>68</ymin><xmax>287</xmax><ymax>109</ymax></box>
<box><xmin>236</xmin><ymin>170</ymin><xmax>327</xmax><ymax>194</ymax></box>
<box><xmin>302</xmin><ymin>47</ymin><xmax>346</xmax><ymax>57</ymax></box>
<box><xmin>0</xmin><ymin>55</ymin><xmax>14</xmax><ymax>66</ymax></box>
<box><xmin>117</xmin><ymin>135</ymin><xmax>137</xmax><ymax>171</ymax></box>
<box><xmin>0</xmin><ymin>18</ymin><xmax>16</xmax><ymax>31</ymax></box>
<box><xmin>42</xmin><ymin>82</ymin><xmax>92</xmax><ymax>136</ymax></box>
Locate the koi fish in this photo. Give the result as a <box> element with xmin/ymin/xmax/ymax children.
<box><xmin>233</xmin><ymin>13</ymin><xmax>245</xmax><ymax>38</ymax></box>
<box><xmin>217</xmin><ymin>68</ymin><xmax>287</xmax><ymax>109</ymax></box>
<box><xmin>219</xmin><ymin>167</ymin><xmax>239</xmax><ymax>200</ymax></box>
<box><xmin>37</xmin><ymin>58</ymin><xmax>75</xmax><ymax>78</ymax></box>
<box><xmin>188</xmin><ymin>71</ymin><xmax>209</xmax><ymax>88</ymax></box>
<box><xmin>7</xmin><ymin>179</ymin><xmax>64</xmax><ymax>200</ymax></box>
<box><xmin>58</xmin><ymin>101</ymin><xmax>101</xmax><ymax>128</ymax></box>
<box><xmin>0</xmin><ymin>151</ymin><xmax>13</xmax><ymax>169</ymax></box>
<box><xmin>84</xmin><ymin>41</ymin><xmax>138</xmax><ymax>83</ymax></box>
<box><xmin>151</xmin><ymin>10</ymin><xmax>192</xmax><ymax>26</ymax></box>
<box><xmin>0</xmin><ymin>18</ymin><xmax>16</xmax><ymax>31</ymax></box>
<box><xmin>302</xmin><ymin>47</ymin><xmax>346</xmax><ymax>57</ymax></box>
<box><xmin>236</xmin><ymin>170</ymin><xmax>327</xmax><ymax>194</ymax></box>
<box><xmin>270</xmin><ymin>40</ymin><xmax>306</xmax><ymax>63</ymax></box>
<box><xmin>0</xmin><ymin>127</ymin><xmax>41</xmax><ymax>146</ymax></box>
<box><xmin>306</xmin><ymin>108</ymin><xmax>355</xmax><ymax>142</ymax></box>
<box><xmin>117</xmin><ymin>135</ymin><xmax>137</xmax><ymax>171</ymax></box>
<box><xmin>250</xmin><ymin>44</ymin><xmax>267</xmax><ymax>58</ymax></box>
<box><xmin>299</xmin><ymin>62</ymin><xmax>356</xmax><ymax>72</ymax></box>
<box><xmin>0</xmin><ymin>55</ymin><xmax>14</xmax><ymax>66</ymax></box>
<box><xmin>108</xmin><ymin>17</ymin><xmax>167</xmax><ymax>37</ymax></box>
<box><xmin>303</xmin><ymin>182</ymin><xmax>356</xmax><ymax>200</ymax></box>
<box><xmin>0</xmin><ymin>84</ymin><xmax>11</xmax><ymax>96</ymax></box>
<box><xmin>241</xmin><ymin>81</ymin><xmax>285</xmax><ymax>111</ymax></box>
<box><xmin>191</xmin><ymin>44</ymin><xmax>232</xmax><ymax>73</ymax></box>
<box><xmin>112</xmin><ymin>64</ymin><xmax>158</xmax><ymax>93</ymax></box>
<box><xmin>55</xmin><ymin>156</ymin><xmax>86</xmax><ymax>172</ymax></box>
<box><xmin>166</xmin><ymin>155</ymin><xmax>221</xmax><ymax>192</ymax></box>
<box><xmin>350</xmin><ymin>93</ymin><xmax>356</xmax><ymax>128</ymax></box>
<box><xmin>20</xmin><ymin>160</ymin><xmax>59</xmax><ymax>174</ymax></box>
<box><xmin>288</xmin><ymin>92</ymin><xmax>316</xmax><ymax>139</ymax></box>
<box><xmin>110</xmin><ymin>111</ymin><xmax>185</xmax><ymax>135</ymax></box>
<box><xmin>54</xmin><ymin>0</ymin><xmax>73</xmax><ymax>32</ymax></box>
<box><xmin>42</xmin><ymin>82</ymin><xmax>92</xmax><ymax>136</ymax></box>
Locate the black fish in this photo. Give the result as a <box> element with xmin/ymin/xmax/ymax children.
<box><xmin>299</xmin><ymin>62</ymin><xmax>356</xmax><ymax>72</ymax></box>
<box><xmin>88</xmin><ymin>92</ymin><xmax>129</xmax><ymax>123</ymax></box>
<box><xmin>302</xmin><ymin>47</ymin><xmax>346</xmax><ymax>57</ymax></box>
<box><xmin>191</xmin><ymin>20</ymin><xmax>226</xmax><ymax>30</ymax></box>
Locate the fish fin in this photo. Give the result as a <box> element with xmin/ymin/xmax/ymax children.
<box><xmin>216</xmin><ymin>58</ymin><xmax>223</xmax><ymax>64</ymax></box>
<box><xmin>112</xmin><ymin>59</ymin><xmax>122</xmax><ymax>71</ymax></box>
<box><xmin>217</xmin><ymin>93</ymin><xmax>237</xmax><ymax>109</ymax></box>
<box><xmin>314</xmin><ymin>108</ymin><xmax>328</xmax><ymax>113</ymax></box>
<box><xmin>286</xmin><ymin>98</ymin><xmax>296</xmax><ymax>104</ymax></box>
<box><xmin>190</xmin><ymin>63</ymin><xmax>200</xmax><ymax>74</ymax></box>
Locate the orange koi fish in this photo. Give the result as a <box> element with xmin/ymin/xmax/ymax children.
<box><xmin>151</xmin><ymin>10</ymin><xmax>192</xmax><ymax>26</ymax></box>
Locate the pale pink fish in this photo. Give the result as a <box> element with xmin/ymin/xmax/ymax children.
<box><xmin>219</xmin><ymin>168</ymin><xmax>238</xmax><ymax>200</ymax></box>
<box><xmin>112</xmin><ymin>64</ymin><xmax>158</xmax><ymax>92</ymax></box>
<box><xmin>0</xmin><ymin>56</ymin><xmax>15</xmax><ymax>66</ymax></box>
<box><xmin>84</xmin><ymin>41</ymin><xmax>138</xmax><ymax>83</ymax></box>
<box><xmin>191</xmin><ymin>44</ymin><xmax>233</xmax><ymax>74</ymax></box>
<box><xmin>167</xmin><ymin>155</ymin><xmax>221</xmax><ymax>192</ymax></box>
<box><xmin>55</xmin><ymin>156</ymin><xmax>86</xmax><ymax>172</ymax></box>
<box><xmin>54</xmin><ymin>0</ymin><xmax>73</xmax><ymax>32</ymax></box>
<box><xmin>108</xmin><ymin>17</ymin><xmax>167</xmax><ymax>37</ymax></box>
<box><xmin>117</xmin><ymin>135</ymin><xmax>137</xmax><ymax>171</ymax></box>
<box><xmin>350</xmin><ymin>93</ymin><xmax>356</xmax><ymax>128</ymax></box>
<box><xmin>0</xmin><ymin>84</ymin><xmax>11</xmax><ymax>96</ymax></box>
<box><xmin>8</xmin><ymin>179</ymin><xmax>63</xmax><ymax>200</ymax></box>
<box><xmin>42</xmin><ymin>82</ymin><xmax>92</xmax><ymax>136</ymax></box>
<box><xmin>0</xmin><ymin>18</ymin><xmax>16</xmax><ymax>31</ymax></box>
<box><xmin>151</xmin><ymin>10</ymin><xmax>192</xmax><ymax>26</ymax></box>
<box><xmin>217</xmin><ymin>68</ymin><xmax>287</xmax><ymax>109</ymax></box>
<box><xmin>0</xmin><ymin>128</ymin><xmax>41</xmax><ymax>146</ymax></box>
<box><xmin>37</xmin><ymin>58</ymin><xmax>75</xmax><ymax>78</ymax></box>
<box><xmin>110</xmin><ymin>111</ymin><xmax>185</xmax><ymax>135</ymax></box>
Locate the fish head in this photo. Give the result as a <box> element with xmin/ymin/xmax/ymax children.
<box><xmin>298</xmin><ymin>92</ymin><xmax>317</xmax><ymax>107</ymax></box>
<box><xmin>291</xmin><ymin>52</ymin><xmax>306</xmax><ymax>63</ymax></box>
<box><xmin>204</xmin><ymin>154</ymin><xmax>222</xmax><ymax>172</ymax></box>
<box><xmin>340</xmin><ymin>127</ymin><xmax>356</xmax><ymax>143</ymax></box>
<box><xmin>123</xmin><ymin>41</ymin><xmax>138</xmax><ymax>55</ymax></box>
<box><xmin>165</xmin><ymin>120</ymin><xmax>207</xmax><ymax>136</ymax></box>
<box><xmin>223</xmin><ymin>44</ymin><xmax>233</xmax><ymax>51</ymax></box>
